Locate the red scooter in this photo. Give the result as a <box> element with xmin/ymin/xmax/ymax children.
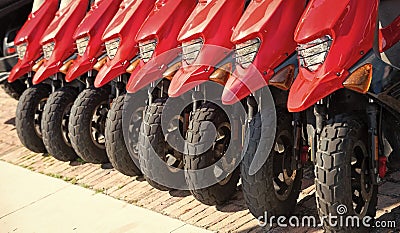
<box><xmin>166</xmin><ymin>0</ymin><xmax>247</xmax><ymax>205</ymax></box>
<box><xmin>289</xmin><ymin>0</ymin><xmax>400</xmax><ymax>231</ymax></box>
<box><xmin>74</xmin><ymin>0</ymin><xmax>154</xmax><ymax>171</ymax></box>
<box><xmin>221</xmin><ymin>0</ymin><xmax>307</xmax><ymax>218</ymax></box>
<box><xmin>15</xmin><ymin>0</ymin><xmax>89</xmax><ymax>159</ymax></box>
<box><xmin>7</xmin><ymin>0</ymin><xmax>58</xmax><ymax>101</ymax></box>
<box><xmin>124</xmin><ymin>0</ymin><xmax>197</xmax><ymax>190</ymax></box>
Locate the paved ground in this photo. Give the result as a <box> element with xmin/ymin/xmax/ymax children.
<box><xmin>0</xmin><ymin>161</ymin><xmax>211</xmax><ymax>233</ymax></box>
<box><xmin>0</xmin><ymin>88</ymin><xmax>399</xmax><ymax>232</ymax></box>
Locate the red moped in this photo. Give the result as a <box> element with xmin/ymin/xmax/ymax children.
<box><xmin>289</xmin><ymin>0</ymin><xmax>400</xmax><ymax>231</ymax></box>
<box><xmin>166</xmin><ymin>0</ymin><xmax>247</xmax><ymax>205</ymax></box>
<box><xmin>76</xmin><ymin>0</ymin><xmax>154</xmax><ymax>171</ymax></box>
<box><xmin>221</xmin><ymin>0</ymin><xmax>307</xmax><ymax>218</ymax></box>
<box><xmin>15</xmin><ymin>0</ymin><xmax>89</xmax><ymax>159</ymax></box>
<box><xmin>124</xmin><ymin>0</ymin><xmax>197</xmax><ymax>190</ymax></box>
<box><xmin>7</xmin><ymin>0</ymin><xmax>58</xmax><ymax>100</ymax></box>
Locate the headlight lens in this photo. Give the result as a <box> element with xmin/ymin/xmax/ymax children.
<box><xmin>139</xmin><ymin>39</ymin><xmax>157</xmax><ymax>63</ymax></box>
<box><xmin>297</xmin><ymin>35</ymin><xmax>332</xmax><ymax>72</ymax></box>
<box><xmin>235</xmin><ymin>38</ymin><xmax>261</xmax><ymax>69</ymax></box>
<box><xmin>43</xmin><ymin>42</ymin><xmax>55</xmax><ymax>60</ymax></box>
<box><xmin>105</xmin><ymin>38</ymin><xmax>120</xmax><ymax>59</ymax></box>
<box><xmin>182</xmin><ymin>38</ymin><xmax>203</xmax><ymax>66</ymax></box>
<box><xmin>76</xmin><ymin>36</ymin><xmax>89</xmax><ymax>56</ymax></box>
<box><xmin>16</xmin><ymin>43</ymin><xmax>27</xmax><ymax>59</ymax></box>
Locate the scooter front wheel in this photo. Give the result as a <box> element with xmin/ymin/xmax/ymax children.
<box><xmin>69</xmin><ymin>87</ymin><xmax>110</xmax><ymax>164</ymax></box>
<box><xmin>241</xmin><ymin>109</ymin><xmax>302</xmax><ymax>219</ymax></box>
<box><xmin>316</xmin><ymin>115</ymin><xmax>377</xmax><ymax>232</ymax></box>
<box><xmin>41</xmin><ymin>86</ymin><xmax>79</xmax><ymax>162</ymax></box>
<box><xmin>184</xmin><ymin>102</ymin><xmax>240</xmax><ymax>205</ymax></box>
<box><xmin>16</xmin><ymin>84</ymin><xmax>51</xmax><ymax>153</ymax></box>
<box><xmin>105</xmin><ymin>95</ymin><xmax>142</xmax><ymax>176</ymax></box>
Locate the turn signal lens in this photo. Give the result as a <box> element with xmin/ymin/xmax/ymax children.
<box><xmin>126</xmin><ymin>59</ymin><xmax>140</xmax><ymax>74</ymax></box>
<box><xmin>269</xmin><ymin>65</ymin><xmax>295</xmax><ymax>91</ymax></box>
<box><xmin>32</xmin><ymin>59</ymin><xmax>44</xmax><ymax>72</ymax></box>
<box><xmin>343</xmin><ymin>64</ymin><xmax>372</xmax><ymax>94</ymax></box>
<box><xmin>163</xmin><ymin>62</ymin><xmax>182</xmax><ymax>80</ymax></box>
<box><xmin>60</xmin><ymin>59</ymin><xmax>74</xmax><ymax>74</ymax></box>
<box><xmin>209</xmin><ymin>63</ymin><xmax>232</xmax><ymax>85</ymax></box>
<box><xmin>94</xmin><ymin>56</ymin><xmax>107</xmax><ymax>71</ymax></box>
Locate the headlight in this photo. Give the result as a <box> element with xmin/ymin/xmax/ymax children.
<box><xmin>139</xmin><ymin>39</ymin><xmax>157</xmax><ymax>63</ymax></box>
<box><xmin>76</xmin><ymin>36</ymin><xmax>89</xmax><ymax>56</ymax></box>
<box><xmin>43</xmin><ymin>42</ymin><xmax>55</xmax><ymax>60</ymax></box>
<box><xmin>16</xmin><ymin>43</ymin><xmax>27</xmax><ymax>59</ymax></box>
<box><xmin>235</xmin><ymin>38</ymin><xmax>261</xmax><ymax>69</ymax></box>
<box><xmin>297</xmin><ymin>35</ymin><xmax>332</xmax><ymax>72</ymax></box>
<box><xmin>105</xmin><ymin>38</ymin><xmax>120</xmax><ymax>59</ymax></box>
<box><xmin>182</xmin><ymin>38</ymin><xmax>203</xmax><ymax>65</ymax></box>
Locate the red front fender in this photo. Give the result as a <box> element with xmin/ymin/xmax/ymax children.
<box><xmin>65</xmin><ymin>58</ymin><xmax>96</xmax><ymax>82</ymax></box>
<box><xmin>8</xmin><ymin>60</ymin><xmax>32</xmax><ymax>82</ymax></box>
<box><xmin>287</xmin><ymin>69</ymin><xmax>349</xmax><ymax>112</ymax></box>
<box><xmin>94</xmin><ymin>58</ymin><xmax>129</xmax><ymax>88</ymax></box>
<box><xmin>126</xmin><ymin>60</ymin><xmax>166</xmax><ymax>93</ymax></box>
<box><xmin>222</xmin><ymin>65</ymin><xmax>271</xmax><ymax>105</ymax></box>
<box><xmin>32</xmin><ymin>62</ymin><xmax>62</xmax><ymax>85</ymax></box>
<box><xmin>168</xmin><ymin>65</ymin><xmax>213</xmax><ymax>97</ymax></box>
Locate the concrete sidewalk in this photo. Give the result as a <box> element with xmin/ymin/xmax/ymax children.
<box><xmin>0</xmin><ymin>161</ymin><xmax>212</xmax><ymax>233</ymax></box>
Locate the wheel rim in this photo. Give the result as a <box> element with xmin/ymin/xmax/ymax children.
<box><xmin>61</xmin><ymin>102</ymin><xmax>74</xmax><ymax>146</ymax></box>
<box><xmin>34</xmin><ymin>98</ymin><xmax>47</xmax><ymax>138</ymax></box>
<box><xmin>272</xmin><ymin>130</ymin><xmax>297</xmax><ymax>201</ymax></box>
<box><xmin>129</xmin><ymin>106</ymin><xmax>145</xmax><ymax>160</ymax></box>
<box><xmin>351</xmin><ymin>141</ymin><xmax>373</xmax><ymax>217</ymax></box>
<box><xmin>212</xmin><ymin>122</ymin><xmax>233</xmax><ymax>185</ymax></box>
<box><xmin>164</xmin><ymin>115</ymin><xmax>185</xmax><ymax>173</ymax></box>
<box><xmin>91</xmin><ymin>101</ymin><xmax>109</xmax><ymax>149</ymax></box>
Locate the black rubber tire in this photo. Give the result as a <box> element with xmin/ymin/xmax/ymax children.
<box><xmin>184</xmin><ymin>102</ymin><xmax>240</xmax><ymax>205</ymax></box>
<box><xmin>105</xmin><ymin>95</ymin><xmax>141</xmax><ymax>176</ymax></box>
<box><xmin>41</xmin><ymin>87</ymin><xmax>79</xmax><ymax>162</ymax></box>
<box><xmin>138</xmin><ymin>98</ymin><xmax>183</xmax><ymax>191</ymax></box>
<box><xmin>69</xmin><ymin>87</ymin><xmax>110</xmax><ymax>164</ymax></box>
<box><xmin>241</xmin><ymin>110</ymin><xmax>302</xmax><ymax>219</ymax></box>
<box><xmin>316</xmin><ymin>115</ymin><xmax>378</xmax><ymax>232</ymax></box>
<box><xmin>2</xmin><ymin>79</ymin><xmax>26</xmax><ymax>100</ymax></box>
<box><xmin>16</xmin><ymin>84</ymin><xmax>51</xmax><ymax>153</ymax></box>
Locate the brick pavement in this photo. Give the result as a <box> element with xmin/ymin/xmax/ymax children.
<box><xmin>0</xmin><ymin>89</ymin><xmax>399</xmax><ymax>232</ymax></box>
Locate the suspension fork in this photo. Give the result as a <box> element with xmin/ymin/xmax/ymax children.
<box><xmin>367</xmin><ymin>99</ymin><xmax>381</xmax><ymax>182</ymax></box>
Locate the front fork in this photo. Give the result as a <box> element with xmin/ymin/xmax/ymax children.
<box><xmin>367</xmin><ymin>99</ymin><xmax>384</xmax><ymax>182</ymax></box>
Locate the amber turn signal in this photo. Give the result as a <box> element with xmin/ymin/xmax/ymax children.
<box><xmin>126</xmin><ymin>59</ymin><xmax>140</xmax><ymax>74</ymax></box>
<box><xmin>209</xmin><ymin>63</ymin><xmax>232</xmax><ymax>85</ymax></box>
<box><xmin>93</xmin><ymin>56</ymin><xmax>107</xmax><ymax>71</ymax></box>
<box><xmin>59</xmin><ymin>59</ymin><xmax>74</xmax><ymax>74</ymax></box>
<box><xmin>269</xmin><ymin>65</ymin><xmax>295</xmax><ymax>91</ymax></box>
<box><xmin>343</xmin><ymin>64</ymin><xmax>373</xmax><ymax>94</ymax></box>
<box><xmin>32</xmin><ymin>59</ymin><xmax>44</xmax><ymax>72</ymax></box>
<box><xmin>163</xmin><ymin>62</ymin><xmax>182</xmax><ymax>80</ymax></box>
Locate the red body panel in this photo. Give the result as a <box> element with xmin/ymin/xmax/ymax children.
<box><xmin>8</xmin><ymin>0</ymin><xmax>58</xmax><ymax>83</ymax></box>
<box><xmin>65</xmin><ymin>0</ymin><xmax>122</xmax><ymax>82</ymax></box>
<box><xmin>287</xmin><ymin>0</ymin><xmax>378</xmax><ymax>112</ymax></box>
<box><xmin>32</xmin><ymin>0</ymin><xmax>89</xmax><ymax>85</ymax></box>
<box><xmin>168</xmin><ymin>0</ymin><xmax>244</xmax><ymax>97</ymax></box>
<box><xmin>221</xmin><ymin>0</ymin><xmax>306</xmax><ymax>105</ymax></box>
<box><xmin>93</xmin><ymin>0</ymin><xmax>155</xmax><ymax>88</ymax></box>
<box><xmin>379</xmin><ymin>15</ymin><xmax>400</xmax><ymax>53</ymax></box>
<box><xmin>126</xmin><ymin>0</ymin><xmax>197</xmax><ymax>93</ymax></box>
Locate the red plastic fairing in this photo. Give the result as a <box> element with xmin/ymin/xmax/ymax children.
<box><xmin>287</xmin><ymin>0</ymin><xmax>378</xmax><ymax>112</ymax></box>
<box><xmin>8</xmin><ymin>0</ymin><xmax>58</xmax><ymax>83</ymax></box>
<box><xmin>32</xmin><ymin>0</ymin><xmax>89</xmax><ymax>85</ymax></box>
<box><xmin>168</xmin><ymin>0</ymin><xmax>245</xmax><ymax>98</ymax></box>
<box><xmin>221</xmin><ymin>0</ymin><xmax>306</xmax><ymax>105</ymax></box>
<box><xmin>65</xmin><ymin>0</ymin><xmax>122</xmax><ymax>82</ymax></box>
<box><xmin>93</xmin><ymin>0</ymin><xmax>155</xmax><ymax>88</ymax></box>
<box><xmin>379</xmin><ymin>15</ymin><xmax>400</xmax><ymax>53</ymax></box>
<box><xmin>126</xmin><ymin>0</ymin><xmax>197</xmax><ymax>93</ymax></box>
